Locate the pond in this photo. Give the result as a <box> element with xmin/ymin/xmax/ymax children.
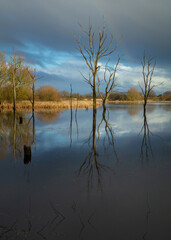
<box><xmin>0</xmin><ymin>103</ymin><xmax>171</xmax><ymax>240</ymax></box>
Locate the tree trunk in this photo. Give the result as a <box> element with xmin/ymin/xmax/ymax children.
<box><xmin>102</xmin><ymin>98</ymin><xmax>107</xmax><ymax>113</ymax></box>
<box><xmin>70</xmin><ymin>84</ymin><xmax>73</xmax><ymax>146</ymax></box>
<box><xmin>93</xmin><ymin>73</ymin><xmax>97</xmax><ymax>111</ymax></box>
<box><xmin>13</xmin><ymin>111</ymin><xmax>16</xmax><ymax>161</ymax></box>
<box><xmin>12</xmin><ymin>75</ymin><xmax>16</xmax><ymax>112</ymax></box>
<box><xmin>143</xmin><ymin>103</ymin><xmax>146</xmax><ymax>117</ymax></box>
<box><xmin>93</xmin><ymin>107</ymin><xmax>97</xmax><ymax>152</ymax></box>
<box><xmin>32</xmin><ymin>80</ymin><xmax>35</xmax><ymax>113</ymax></box>
<box><xmin>32</xmin><ymin>112</ymin><xmax>35</xmax><ymax>145</ymax></box>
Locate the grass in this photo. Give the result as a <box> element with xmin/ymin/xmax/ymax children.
<box><xmin>0</xmin><ymin>98</ymin><xmax>170</xmax><ymax>111</ymax></box>
<box><xmin>0</xmin><ymin>99</ymin><xmax>102</xmax><ymax>111</ymax></box>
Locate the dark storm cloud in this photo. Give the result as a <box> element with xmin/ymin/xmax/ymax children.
<box><xmin>0</xmin><ymin>0</ymin><xmax>171</xmax><ymax>67</ymax></box>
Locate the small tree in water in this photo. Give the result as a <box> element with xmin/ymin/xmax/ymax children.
<box><xmin>97</xmin><ymin>58</ymin><xmax>121</xmax><ymax>111</ymax></box>
<box><xmin>139</xmin><ymin>52</ymin><xmax>157</xmax><ymax>113</ymax></box>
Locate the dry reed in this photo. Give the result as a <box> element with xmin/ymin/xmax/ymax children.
<box><xmin>0</xmin><ymin>99</ymin><xmax>102</xmax><ymax>111</ymax></box>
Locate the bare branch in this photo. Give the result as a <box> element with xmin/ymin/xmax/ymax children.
<box><xmin>140</xmin><ymin>52</ymin><xmax>159</xmax><ymax>106</ymax></box>
<box><xmin>73</xmin><ymin>17</ymin><xmax>121</xmax><ymax>109</ymax></box>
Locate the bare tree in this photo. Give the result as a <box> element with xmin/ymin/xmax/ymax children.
<box><xmin>97</xmin><ymin>57</ymin><xmax>121</xmax><ymax>111</ymax></box>
<box><xmin>8</xmin><ymin>53</ymin><xmax>23</xmax><ymax>111</ymax></box>
<box><xmin>73</xmin><ymin>17</ymin><xmax>120</xmax><ymax>111</ymax></box>
<box><xmin>27</xmin><ymin>68</ymin><xmax>37</xmax><ymax>113</ymax></box>
<box><xmin>0</xmin><ymin>53</ymin><xmax>7</xmax><ymax>103</ymax></box>
<box><xmin>70</xmin><ymin>84</ymin><xmax>73</xmax><ymax>146</ymax></box>
<box><xmin>139</xmin><ymin>52</ymin><xmax>157</xmax><ymax>112</ymax></box>
<box><xmin>0</xmin><ymin>52</ymin><xmax>7</xmax><ymax>83</ymax></box>
<box><xmin>7</xmin><ymin>52</ymin><xmax>32</xmax><ymax>112</ymax></box>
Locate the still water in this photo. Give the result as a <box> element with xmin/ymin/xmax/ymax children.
<box><xmin>0</xmin><ymin>103</ymin><xmax>171</xmax><ymax>240</ymax></box>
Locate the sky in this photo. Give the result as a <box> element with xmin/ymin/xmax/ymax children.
<box><xmin>0</xmin><ymin>0</ymin><xmax>171</xmax><ymax>94</ymax></box>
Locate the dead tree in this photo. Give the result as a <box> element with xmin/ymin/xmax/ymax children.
<box><xmin>27</xmin><ymin>68</ymin><xmax>37</xmax><ymax>113</ymax></box>
<box><xmin>8</xmin><ymin>52</ymin><xmax>32</xmax><ymax>112</ymax></box>
<box><xmin>139</xmin><ymin>52</ymin><xmax>157</xmax><ymax>113</ymax></box>
<box><xmin>97</xmin><ymin>57</ymin><xmax>121</xmax><ymax>112</ymax></box>
<box><xmin>8</xmin><ymin>53</ymin><xmax>24</xmax><ymax>112</ymax></box>
<box><xmin>70</xmin><ymin>84</ymin><xmax>73</xmax><ymax>146</ymax></box>
<box><xmin>73</xmin><ymin>17</ymin><xmax>120</xmax><ymax>111</ymax></box>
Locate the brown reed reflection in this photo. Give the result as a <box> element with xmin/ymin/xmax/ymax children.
<box><xmin>127</xmin><ymin>105</ymin><xmax>141</xmax><ymax>116</ymax></box>
<box><xmin>0</xmin><ymin>112</ymin><xmax>35</xmax><ymax>162</ymax></box>
<box><xmin>36</xmin><ymin>111</ymin><xmax>60</xmax><ymax>123</ymax></box>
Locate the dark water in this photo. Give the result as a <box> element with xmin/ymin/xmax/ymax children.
<box><xmin>0</xmin><ymin>103</ymin><xmax>171</xmax><ymax>240</ymax></box>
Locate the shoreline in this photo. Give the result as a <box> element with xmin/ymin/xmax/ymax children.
<box><xmin>107</xmin><ymin>100</ymin><xmax>171</xmax><ymax>104</ymax></box>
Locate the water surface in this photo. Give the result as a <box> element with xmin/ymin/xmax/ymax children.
<box><xmin>0</xmin><ymin>103</ymin><xmax>171</xmax><ymax>240</ymax></box>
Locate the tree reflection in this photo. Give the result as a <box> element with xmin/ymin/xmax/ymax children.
<box><xmin>140</xmin><ymin>107</ymin><xmax>153</xmax><ymax>164</ymax></box>
<box><xmin>78</xmin><ymin>107</ymin><xmax>118</xmax><ymax>194</ymax></box>
<box><xmin>78</xmin><ymin>108</ymin><xmax>102</xmax><ymax>192</ymax></box>
<box><xmin>97</xmin><ymin>108</ymin><xmax>119</xmax><ymax>161</ymax></box>
<box><xmin>0</xmin><ymin>112</ymin><xmax>35</xmax><ymax>162</ymax></box>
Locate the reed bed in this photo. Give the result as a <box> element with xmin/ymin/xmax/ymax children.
<box><xmin>0</xmin><ymin>99</ymin><xmax>102</xmax><ymax>111</ymax></box>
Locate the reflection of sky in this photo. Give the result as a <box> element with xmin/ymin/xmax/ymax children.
<box><xmin>0</xmin><ymin>106</ymin><xmax>171</xmax><ymax>240</ymax></box>
<box><xmin>33</xmin><ymin>104</ymin><xmax>171</xmax><ymax>154</ymax></box>
<box><xmin>35</xmin><ymin>109</ymin><xmax>94</xmax><ymax>152</ymax></box>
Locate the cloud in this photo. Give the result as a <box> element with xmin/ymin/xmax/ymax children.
<box><xmin>35</xmin><ymin>52</ymin><xmax>171</xmax><ymax>94</ymax></box>
<box><xmin>0</xmin><ymin>0</ymin><xmax>171</xmax><ymax>66</ymax></box>
<box><xmin>0</xmin><ymin>0</ymin><xmax>170</xmax><ymax>92</ymax></box>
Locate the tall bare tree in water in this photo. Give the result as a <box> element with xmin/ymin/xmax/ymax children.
<box><xmin>139</xmin><ymin>52</ymin><xmax>157</xmax><ymax>113</ymax></box>
<box><xmin>73</xmin><ymin>17</ymin><xmax>120</xmax><ymax>111</ymax></box>
<box><xmin>97</xmin><ymin>57</ymin><xmax>121</xmax><ymax>112</ymax></box>
<box><xmin>27</xmin><ymin>68</ymin><xmax>37</xmax><ymax>113</ymax></box>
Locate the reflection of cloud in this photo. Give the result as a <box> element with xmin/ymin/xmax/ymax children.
<box><xmin>117</xmin><ymin>129</ymin><xmax>132</xmax><ymax>135</ymax></box>
<box><xmin>109</xmin><ymin>104</ymin><xmax>171</xmax><ymax>136</ymax></box>
<box><xmin>36</xmin><ymin>109</ymin><xmax>92</xmax><ymax>149</ymax></box>
<box><xmin>148</xmin><ymin>112</ymin><xmax>171</xmax><ymax>125</ymax></box>
<box><xmin>33</xmin><ymin>104</ymin><xmax>171</xmax><ymax>152</ymax></box>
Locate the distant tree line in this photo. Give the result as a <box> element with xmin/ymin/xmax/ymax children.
<box><xmin>108</xmin><ymin>88</ymin><xmax>155</xmax><ymax>101</ymax></box>
<box><xmin>108</xmin><ymin>88</ymin><xmax>171</xmax><ymax>101</ymax></box>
